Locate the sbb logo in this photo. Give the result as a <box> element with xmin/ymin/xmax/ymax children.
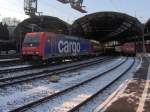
<box><xmin>58</xmin><ymin>40</ymin><xmax>80</xmax><ymax>54</ymax></box>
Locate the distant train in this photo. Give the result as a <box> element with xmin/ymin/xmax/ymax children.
<box><xmin>115</xmin><ymin>42</ymin><xmax>149</xmax><ymax>56</ymax></box>
<box><xmin>121</xmin><ymin>42</ymin><xmax>136</xmax><ymax>55</ymax></box>
<box><xmin>21</xmin><ymin>32</ymin><xmax>102</xmax><ymax>62</ymax></box>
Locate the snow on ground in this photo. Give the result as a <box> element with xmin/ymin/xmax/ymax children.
<box><xmin>0</xmin><ymin>57</ymin><xmax>118</xmax><ymax>96</ymax></box>
<box><xmin>0</xmin><ymin>57</ymin><xmax>109</xmax><ymax>93</ymax></box>
<box><xmin>24</xmin><ymin>58</ymin><xmax>133</xmax><ymax>112</ymax></box>
<box><xmin>0</xmin><ymin>57</ymin><xmax>103</xmax><ymax>79</ymax></box>
<box><xmin>78</xmin><ymin>57</ymin><xmax>141</xmax><ymax>112</ymax></box>
<box><xmin>0</xmin><ymin>57</ymin><xmax>124</xmax><ymax>112</ymax></box>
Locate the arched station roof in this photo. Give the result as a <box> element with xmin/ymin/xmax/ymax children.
<box><xmin>71</xmin><ymin>12</ymin><xmax>143</xmax><ymax>43</ymax></box>
<box><xmin>145</xmin><ymin>19</ymin><xmax>150</xmax><ymax>30</ymax></box>
<box><xmin>14</xmin><ymin>16</ymin><xmax>70</xmax><ymax>44</ymax></box>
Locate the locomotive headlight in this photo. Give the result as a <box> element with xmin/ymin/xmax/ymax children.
<box><xmin>35</xmin><ymin>52</ymin><xmax>39</xmax><ymax>54</ymax></box>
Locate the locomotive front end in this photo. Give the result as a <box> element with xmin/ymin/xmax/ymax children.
<box><xmin>22</xmin><ymin>32</ymin><xmax>42</xmax><ymax>61</ymax></box>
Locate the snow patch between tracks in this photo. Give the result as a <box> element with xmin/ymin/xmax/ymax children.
<box><xmin>0</xmin><ymin>57</ymin><xmax>124</xmax><ymax>112</ymax></box>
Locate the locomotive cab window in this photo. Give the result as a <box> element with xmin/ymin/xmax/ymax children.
<box><xmin>23</xmin><ymin>34</ymin><xmax>40</xmax><ymax>47</ymax></box>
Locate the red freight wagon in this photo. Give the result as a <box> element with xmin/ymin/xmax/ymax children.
<box><xmin>121</xmin><ymin>42</ymin><xmax>136</xmax><ymax>55</ymax></box>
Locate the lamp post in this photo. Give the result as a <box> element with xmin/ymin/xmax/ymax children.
<box><xmin>139</xmin><ymin>17</ymin><xmax>146</xmax><ymax>54</ymax></box>
<box><xmin>19</xmin><ymin>28</ymin><xmax>22</xmax><ymax>54</ymax></box>
<box><xmin>142</xmin><ymin>24</ymin><xmax>146</xmax><ymax>54</ymax></box>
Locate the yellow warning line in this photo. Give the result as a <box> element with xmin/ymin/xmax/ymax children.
<box><xmin>94</xmin><ymin>80</ymin><xmax>129</xmax><ymax>112</ymax></box>
<box><xmin>136</xmin><ymin>56</ymin><xmax>150</xmax><ymax>112</ymax></box>
<box><xmin>136</xmin><ymin>80</ymin><xmax>150</xmax><ymax>112</ymax></box>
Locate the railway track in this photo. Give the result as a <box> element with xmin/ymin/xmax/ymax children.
<box><xmin>0</xmin><ymin>64</ymin><xmax>34</xmax><ymax>74</ymax></box>
<box><xmin>0</xmin><ymin>59</ymin><xmax>73</xmax><ymax>74</ymax></box>
<box><xmin>0</xmin><ymin>54</ymin><xmax>19</xmax><ymax>60</ymax></box>
<box><xmin>9</xmin><ymin>57</ymin><xmax>135</xmax><ymax>112</ymax></box>
<box><xmin>0</xmin><ymin>58</ymin><xmax>20</xmax><ymax>63</ymax></box>
<box><xmin>68</xmin><ymin>58</ymin><xmax>135</xmax><ymax>112</ymax></box>
<box><xmin>0</xmin><ymin>56</ymin><xmax>104</xmax><ymax>77</ymax></box>
<box><xmin>0</xmin><ymin>56</ymin><xmax>106</xmax><ymax>74</ymax></box>
<box><xmin>0</xmin><ymin>58</ymin><xmax>22</xmax><ymax>67</ymax></box>
<box><xmin>0</xmin><ymin>57</ymin><xmax>112</xmax><ymax>87</ymax></box>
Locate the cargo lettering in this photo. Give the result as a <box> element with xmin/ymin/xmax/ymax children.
<box><xmin>58</xmin><ymin>40</ymin><xmax>80</xmax><ymax>54</ymax></box>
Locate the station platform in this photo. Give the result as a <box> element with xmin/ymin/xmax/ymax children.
<box><xmin>96</xmin><ymin>55</ymin><xmax>150</xmax><ymax>112</ymax></box>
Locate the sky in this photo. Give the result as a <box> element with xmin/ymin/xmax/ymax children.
<box><xmin>0</xmin><ymin>0</ymin><xmax>149</xmax><ymax>23</ymax></box>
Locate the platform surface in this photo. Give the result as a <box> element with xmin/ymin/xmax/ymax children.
<box><xmin>96</xmin><ymin>55</ymin><xmax>150</xmax><ymax>112</ymax></box>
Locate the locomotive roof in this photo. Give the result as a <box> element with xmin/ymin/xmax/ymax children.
<box><xmin>25</xmin><ymin>32</ymin><xmax>89</xmax><ymax>41</ymax></box>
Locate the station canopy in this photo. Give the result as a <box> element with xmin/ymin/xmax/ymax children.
<box><xmin>145</xmin><ymin>19</ymin><xmax>150</xmax><ymax>39</ymax></box>
<box><xmin>14</xmin><ymin>15</ymin><xmax>70</xmax><ymax>44</ymax></box>
<box><xmin>71</xmin><ymin>12</ymin><xmax>143</xmax><ymax>43</ymax></box>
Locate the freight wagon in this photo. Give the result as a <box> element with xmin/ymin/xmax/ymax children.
<box><xmin>121</xmin><ymin>42</ymin><xmax>136</xmax><ymax>55</ymax></box>
<box><xmin>115</xmin><ymin>42</ymin><xmax>136</xmax><ymax>56</ymax></box>
<box><xmin>22</xmin><ymin>32</ymin><xmax>101</xmax><ymax>62</ymax></box>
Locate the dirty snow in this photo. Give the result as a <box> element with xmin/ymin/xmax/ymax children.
<box><xmin>0</xmin><ymin>57</ymin><xmax>123</xmax><ymax>112</ymax></box>
<box><xmin>24</xmin><ymin>58</ymin><xmax>133</xmax><ymax>112</ymax></box>
<box><xmin>79</xmin><ymin>58</ymin><xmax>141</xmax><ymax>112</ymax></box>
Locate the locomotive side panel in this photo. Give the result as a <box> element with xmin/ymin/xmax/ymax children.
<box><xmin>22</xmin><ymin>32</ymin><xmax>96</xmax><ymax>62</ymax></box>
<box><xmin>43</xmin><ymin>34</ymin><xmax>92</xmax><ymax>60</ymax></box>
